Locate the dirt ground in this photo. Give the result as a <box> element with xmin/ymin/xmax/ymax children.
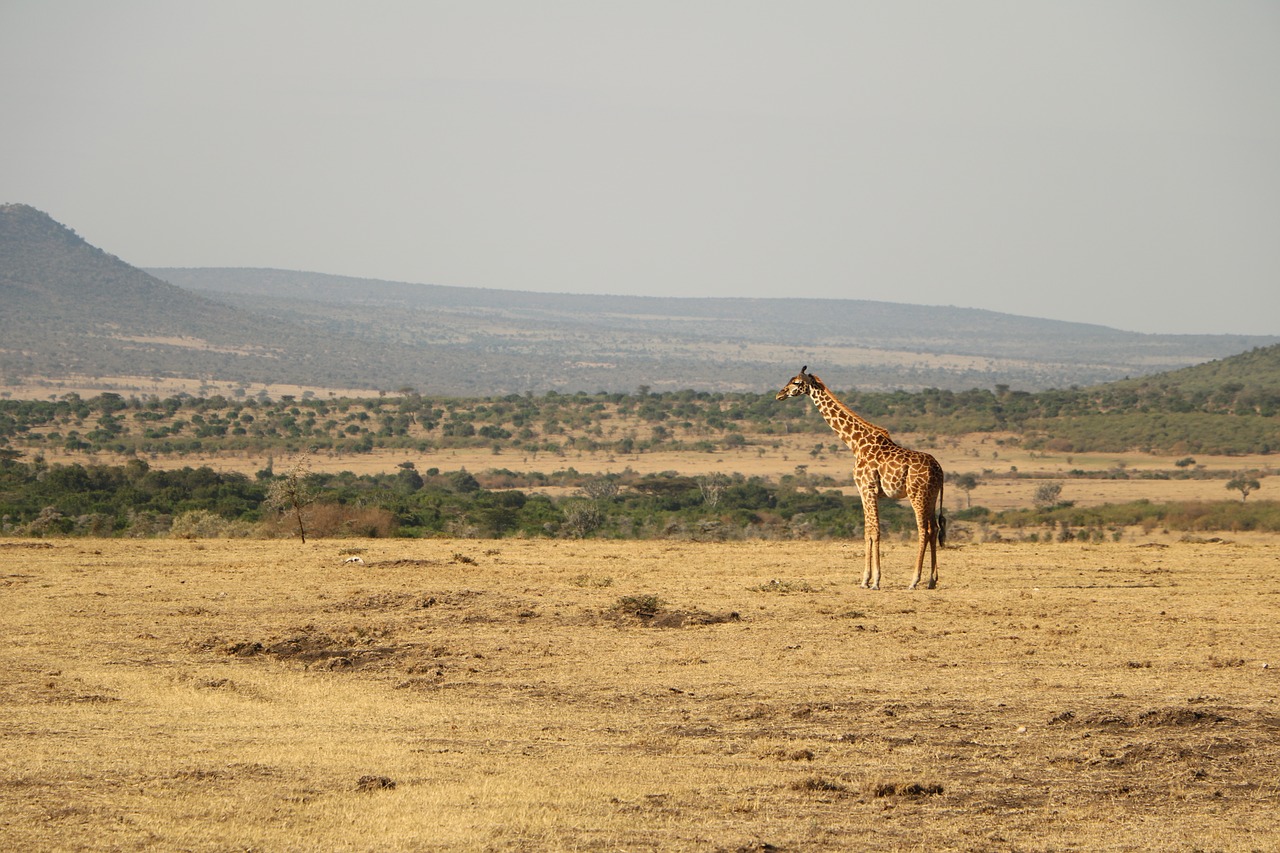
<box><xmin>2</xmin><ymin>535</ymin><xmax>1277</xmax><ymax>851</ymax></box>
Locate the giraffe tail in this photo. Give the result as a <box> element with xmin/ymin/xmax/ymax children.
<box><xmin>936</xmin><ymin>478</ymin><xmax>947</xmax><ymax>549</ymax></box>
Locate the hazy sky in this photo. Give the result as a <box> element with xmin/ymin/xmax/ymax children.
<box><xmin>3</xmin><ymin>2</ymin><xmax>1278</xmax><ymax>335</ymax></box>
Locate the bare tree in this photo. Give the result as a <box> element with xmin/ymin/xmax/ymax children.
<box><xmin>561</xmin><ymin>503</ymin><xmax>604</xmax><ymax>538</ymax></box>
<box><xmin>697</xmin><ymin>473</ymin><xmax>730</xmax><ymax>508</ymax></box>
<box><xmin>580</xmin><ymin>476</ymin><xmax>620</xmax><ymax>502</ymax></box>
<box><xmin>264</xmin><ymin>453</ymin><xmax>318</xmax><ymax>543</ymax></box>
<box><xmin>1032</xmin><ymin>482</ymin><xmax>1063</xmax><ymax>509</ymax></box>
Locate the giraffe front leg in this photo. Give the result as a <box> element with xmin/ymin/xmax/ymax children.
<box><xmin>861</xmin><ymin>534</ymin><xmax>881</xmax><ymax>589</ymax></box>
<box><xmin>861</xmin><ymin>498</ymin><xmax>881</xmax><ymax>590</ymax></box>
<box><xmin>860</xmin><ymin>494</ymin><xmax>880</xmax><ymax>589</ymax></box>
<box><xmin>869</xmin><ymin>535</ymin><xmax>882</xmax><ymax>590</ymax></box>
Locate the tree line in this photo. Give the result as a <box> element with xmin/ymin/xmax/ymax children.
<box><xmin>2</xmin><ymin>384</ymin><xmax>1276</xmax><ymax>540</ymax></box>
<box><xmin>2</xmin><ymin>381</ymin><xmax>1278</xmax><ymax>458</ymax></box>
<box><xmin>2</xmin><ymin>454</ymin><xmax>1277</xmax><ymax>541</ymax></box>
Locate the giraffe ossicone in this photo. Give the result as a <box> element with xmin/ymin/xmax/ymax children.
<box><xmin>777</xmin><ymin>367</ymin><xmax>946</xmax><ymax>590</ymax></box>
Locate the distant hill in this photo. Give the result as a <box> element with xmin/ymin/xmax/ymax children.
<box><xmin>1093</xmin><ymin>342</ymin><xmax>1280</xmax><ymax>413</ymax></box>
<box><xmin>153</xmin><ymin>266</ymin><xmax>1277</xmax><ymax>392</ymax></box>
<box><xmin>0</xmin><ymin>204</ymin><xmax>495</xmax><ymax>393</ymax></box>
<box><xmin>3</xmin><ymin>203</ymin><xmax>1277</xmax><ymax>397</ymax></box>
<box><xmin>0</xmin><ymin>204</ymin><xmax>242</xmax><ymax>336</ymax></box>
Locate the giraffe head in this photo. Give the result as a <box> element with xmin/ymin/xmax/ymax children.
<box><xmin>776</xmin><ymin>366</ymin><xmax>820</xmax><ymax>400</ymax></box>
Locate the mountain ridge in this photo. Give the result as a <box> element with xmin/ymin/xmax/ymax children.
<box><xmin>152</xmin><ymin>265</ymin><xmax>1274</xmax><ymax>387</ymax></box>
<box><xmin>3</xmin><ymin>203</ymin><xmax>1277</xmax><ymax>396</ymax></box>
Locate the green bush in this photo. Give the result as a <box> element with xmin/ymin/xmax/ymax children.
<box><xmin>170</xmin><ymin>509</ymin><xmax>254</xmax><ymax>539</ymax></box>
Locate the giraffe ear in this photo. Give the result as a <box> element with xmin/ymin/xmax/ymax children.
<box><xmin>801</xmin><ymin>365</ymin><xmax>808</xmax><ymax>376</ymax></box>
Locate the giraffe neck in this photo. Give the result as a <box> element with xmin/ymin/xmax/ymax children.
<box><xmin>808</xmin><ymin>385</ymin><xmax>888</xmax><ymax>453</ymax></box>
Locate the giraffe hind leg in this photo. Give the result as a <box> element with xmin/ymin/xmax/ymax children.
<box><xmin>910</xmin><ymin>510</ymin><xmax>935</xmax><ymax>590</ymax></box>
<box><xmin>909</xmin><ymin>534</ymin><xmax>925</xmax><ymax>590</ymax></box>
<box><xmin>929</xmin><ymin>512</ymin><xmax>944</xmax><ymax>588</ymax></box>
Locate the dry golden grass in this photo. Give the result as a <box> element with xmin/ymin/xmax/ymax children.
<box><xmin>2</xmin><ymin>375</ymin><xmax>374</xmax><ymax>401</ymax></box>
<box><xmin>29</xmin><ymin>426</ymin><xmax>1274</xmax><ymax>514</ymax></box>
<box><xmin>3</xmin><ymin>535</ymin><xmax>1278</xmax><ymax>851</ymax></box>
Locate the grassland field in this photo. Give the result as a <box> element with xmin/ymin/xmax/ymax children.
<box><xmin>31</xmin><ymin>429</ymin><xmax>1277</xmax><ymax>517</ymax></box>
<box><xmin>3</xmin><ymin>533</ymin><xmax>1278</xmax><ymax>851</ymax></box>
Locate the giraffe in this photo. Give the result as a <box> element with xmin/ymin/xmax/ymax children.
<box><xmin>776</xmin><ymin>367</ymin><xmax>946</xmax><ymax>590</ymax></box>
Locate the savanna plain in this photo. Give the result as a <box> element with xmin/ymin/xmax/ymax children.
<box><xmin>3</xmin><ymin>533</ymin><xmax>1278</xmax><ymax>851</ymax></box>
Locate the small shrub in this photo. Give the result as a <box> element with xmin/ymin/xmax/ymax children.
<box><xmin>22</xmin><ymin>506</ymin><xmax>73</xmax><ymax>537</ymax></box>
<box><xmin>264</xmin><ymin>503</ymin><xmax>398</xmax><ymax>539</ymax></box>
<box><xmin>170</xmin><ymin>510</ymin><xmax>252</xmax><ymax>539</ymax></box>
<box><xmin>570</xmin><ymin>574</ymin><xmax>614</xmax><ymax>588</ymax></box>
<box><xmin>868</xmin><ymin>781</ymin><xmax>944</xmax><ymax>798</ymax></box>
<box><xmin>126</xmin><ymin>510</ymin><xmax>172</xmax><ymax>538</ymax></box>
<box><xmin>751</xmin><ymin>579</ymin><xmax>819</xmax><ymax>593</ymax></box>
<box><xmin>561</xmin><ymin>503</ymin><xmax>604</xmax><ymax>538</ymax></box>
<box><xmin>792</xmin><ymin>776</ymin><xmax>848</xmax><ymax>794</ymax></box>
<box><xmin>615</xmin><ymin>594</ymin><xmax>663</xmax><ymax>615</ymax></box>
<box><xmin>1034</xmin><ymin>482</ymin><xmax>1064</xmax><ymax>508</ymax></box>
<box><xmin>74</xmin><ymin>513</ymin><xmax>115</xmax><ymax>537</ymax></box>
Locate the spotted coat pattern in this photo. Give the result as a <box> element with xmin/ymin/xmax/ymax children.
<box><xmin>777</xmin><ymin>367</ymin><xmax>945</xmax><ymax>589</ymax></box>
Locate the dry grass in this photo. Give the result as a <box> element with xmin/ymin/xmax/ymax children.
<box><xmin>1</xmin><ymin>375</ymin><xmax>375</xmax><ymax>401</ymax></box>
<box><xmin>28</xmin><ymin>428</ymin><xmax>1274</xmax><ymax>515</ymax></box>
<box><xmin>3</xmin><ymin>535</ymin><xmax>1278</xmax><ymax>851</ymax></box>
